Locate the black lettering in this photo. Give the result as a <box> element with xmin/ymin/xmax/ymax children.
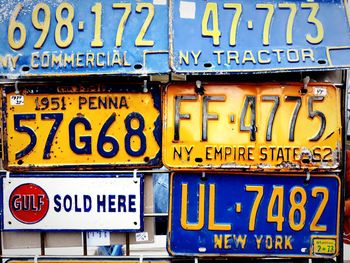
<box><xmin>118</xmin><ymin>195</ymin><xmax>126</xmax><ymax>212</ymax></box>
<box><xmin>54</xmin><ymin>194</ymin><xmax>61</xmax><ymax>212</ymax></box>
<box><xmin>277</xmin><ymin>147</ymin><xmax>284</xmax><ymax>161</ymax></box>
<box><xmin>63</xmin><ymin>195</ymin><xmax>72</xmax><ymax>212</ymax></box>
<box><xmin>78</xmin><ymin>96</ymin><xmax>87</xmax><ymax>109</ymax></box>
<box><xmin>97</xmin><ymin>195</ymin><xmax>106</xmax><ymax>212</ymax></box>
<box><xmin>74</xmin><ymin>195</ymin><xmax>81</xmax><ymax>212</ymax></box>
<box><xmin>224</xmin><ymin>147</ymin><xmax>231</xmax><ymax>160</ymax></box>
<box><xmin>129</xmin><ymin>195</ymin><xmax>136</xmax><ymax>212</ymax></box>
<box><xmin>248</xmin><ymin>146</ymin><xmax>254</xmax><ymax>161</ymax></box>
<box><xmin>109</xmin><ymin>195</ymin><xmax>116</xmax><ymax>212</ymax></box>
<box><xmin>293</xmin><ymin>147</ymin><xmax>300</xmax><ymax>161</ymax></box>
<box><xmin>120</xmin><ymin>96</ymin><xmax>128</xmax><ymax>109</ymax></box>
<box><xmin>238</xmin><ymin>147</ymin><xmax>246</xmax><ymax>160</ymax></box>
<box><xmin>83</xmin><ymin>195</ymin><xmax>92</xmax><ymax>212</ymax></box>
<box><xmin>285</xmin><ymin>147</ymin><xmax>291</xmax><ymax>161</ymax></box>
<box><xmin>214</xmin><ymin>147</ymin><xmax>223</xmax><ymax>160</ymax></box>
<box><xmin>89</xmin><ymin>96</ymin><xmax>97</xmax><ymax>109</ymax></box>
<box><xmin>98</xmin><ymin>96</ymin><xmax>107</xmax><ymax>109</ymax></box>
<box><xmin>312</xmin><ymin>147</ymin><xmax>322</xmax><ymax>162</ymax></box>
<box><xmin>109</xmin><ymin>97</ymin><xmax>118</xmax><ymax>109</ymax></box>
<box><xmin>206</xmin><ymin>146</ymin><xmax>212</xmax><ymax>160</ymax></box>
<box><xmin>270</xmin><ymin>146</ymin><xmax>276</xmax><ymax>160</ymax></box>
<box><xmin>173</xmin><ymin>146</ymin><xmax>182</xmax><ymax>160</ymax></box>
<box><xmin>323</xmin><ymin>147</ymin><xmax>332</xmax><ymax>162</ymax></box>
<box><xmin>260</xmin><ymin>147</ymin><xmax>267</xmax><ymax>161</ymax></box>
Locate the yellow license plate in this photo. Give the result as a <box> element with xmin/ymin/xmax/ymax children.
<box><xmin>3</xmin><ymin>85</ymin><xmax>161</xmax><ymax>170</ymax></box>
<box><xmin>163</xmin><ymin>82</ymin><xmax>341</xmax><ymax>170</ymax></box>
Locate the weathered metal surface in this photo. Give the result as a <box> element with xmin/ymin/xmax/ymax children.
<box><xmin>170</xmin><ymin>0</ymin><xmax>350</xmax><ymax>74</ymax></box>
<box><xmin>168</xmin><ymin>172</ymin><xmax>340</xmax><ymax>257</ymax></box>
<box><xmin>2</xmin><ymin>84</ymin><xmax>162</xmax><ymax>170</ymax></box>
<box><xmin>162</xmin><ymin>82</ymin><xmax>341</xmax><ymax>171</ymax></box>
<box><xmin>0</xmin><ymin>0</ymin><xmax>169</xmax><ymax>77</ymax></box>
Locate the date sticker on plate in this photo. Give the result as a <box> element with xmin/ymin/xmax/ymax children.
<box><xmin>313</xmin><ymin>87</ymin><xmax>327</xmax><ymax>97</ymax></box>
<box><xmin>10</xmin><ymin>95</ymin><xmax>24</xmax><ymax>106</ymax></box>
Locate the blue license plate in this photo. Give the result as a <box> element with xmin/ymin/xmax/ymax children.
<box><xmin>168</xmin><ymin>173</ymin><xmax>340</xmax><ymax>257</ymax></box>
<box><xmin>0</xmin><ymin>0</ymin><xmax>168</xmax><ymax>76</ymax></box>
<box><xmin>170</xmin><ymin>0</ymin><xmax>350</xmax><ymax>73</ymax></box>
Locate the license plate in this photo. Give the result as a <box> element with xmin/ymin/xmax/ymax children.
<box><xmin>3</xmin><ymin>85</ymin><xmax>161</xmax><ymax>170</ymax></box>
<box><xmin>0</xmin><ymin>0</ymin><xmax>168</xmax><ymax>76</ymax></box>
<box><xmin>162</xmin><ymin>83</ymin><xmax>341</xmax><ymax>170</ymax></box>
<box><xmin>2</xmin><ymin>174</ymin><xmax>143</xmax><ymax>231</ymax></box>
<box><xmin>170</xmin><ymin>0</ymin><xmax>350</xmax><ymax>73</ymax></box>
<box><xmin>168</xmin><ymin>172</ymin><xmax>340</xmax><ymax>257</ymax></box>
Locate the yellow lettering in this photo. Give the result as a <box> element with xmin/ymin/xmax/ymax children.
<box><xmin>301</xmin><ymin>48</ymin><xmax>315</xmax><ymax>62</ymax></box>
<box><xmin>258</xmin><ymin>50</ymin><xmax>271</xmax><ymax>64</ymax></box>
<box><xmin>224</xmin><ymin>234</ymin><xmax>231</xmax><ymax>249</ymax></box>
<box><xmin>213</xmin><ymin>50</ymin><xmax>224</xmax><ymax>65</ymax></box>
<box><xmin>86</xmin><ymin>53</ymin><xmax>95</xmax><ymax>67</ymax></box>
<box><xmin>64</xmin><ymin>53</ymin><xmax>74</xmax><ymax>67</ymax></box>
<box><xmin>76</xmin><ymin>53</ymin><xmax>84</xmax><ymax>67</ymax></box>
<box><xmin>227</xmin><ymin>51</ymin><xmax>239</xmax><ymax>64</ymax></box>
<box><xmin>266</xmin><ymin>235</ymin><xmax>273</xmax><ymax>250</ymax></box>
<box><xmin>179</xmin><ymin>51</ymin><xmax>189</xmax><ymax>65</ymax></box>
<box><xmin>287</xmin><ymin>49</ymin><xmax>299</xmax><ymax>62</ymax></box>
<box><xmin>123</xmin><ymin>51</ymin><xmax>131</xmax><ymax>66</ymax></box>
<box><xmin>242</xmin><ymin>50</ymin><xmax>256</xmax><ymax>64</ymax></box>
<box><xmin>272</xmin><ymin>49</ymin><xmax>284</xmax><ymax>63</ymax></box>
<box><xmin>51</xmin><ymin>53</ymin><xmax>62</xmax><ymax>67</ymax></box>
<box><xmin>10</xmin><ymin>55</ymin><xmax>20</xmax><ymax>69</ymax></box>
<box><xmin>275</xmin><ymin>235</ymin><xmax>283</xmax><ymax>249</ymax></box>
<box><xmin>0</xmin><ymin>56</ymin><xmax>8</xmax><ymax>68</ymax></box>
<box><xmin>180</xmin><ymin>183</ymin><xmax>205</xmax><ymax>230</ymax></box>
<box><xmin>255</xmin><ymin>235</ymin><xmax>263</xmax><ymax>249</ymax></box>
<box><xmin>208</xmin><ymin>184</ymin><xmax>231</xmax><ymax>230</ymax></box>
<box><xmin>97</xmin><ymin>52</ymin><xmax>105</xmax><ymax>67</ymax></box>
<box><xmin>284</xmin><ymin>235</ymin><xmax>293</xmax><ymax>250</ymax></box>
<box><xmin>233</xmin><ymin>235</ymin><xmax>247</xmax><ymax>249</ymax></box>
<box><xmin>31</xmin><ymin>52</ymin><xmax>39</xmax><ymax>69</ymax></box>
<box><xmin>191</xmin><ymin>51</ymin><xmax>201</xmax><ymax>65</ymax></box>
<box><xmin>111</xmin><ymin>52</ymin><xmax>121</xmax><ymax>66</ymax></box>
<box><xmin>41</xmin><ymin>53</ymin><xmax>50</xmax><ymax>68</ymax></box>
<box><xmin>214</xmin><ymin>234</ymin><xmax>223</xmax><ymax>249</ymax></box>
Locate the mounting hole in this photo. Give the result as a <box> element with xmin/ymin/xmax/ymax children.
<box><xmin>17</xmin><ymin>160</ymin><xmax>24</xmax><ymax>165</ymax></box>
<box><xmin>204</xmin><ymin>62</ymin><xmax>213</xmax><ymax>68</ymax></box>
<box><xmin>21</xmin><ymin>65</ymin><xmax>30</xmax><ymax>72</ymax></box>
<box><xmin>317</xmin><ymin>60</ymin><xmax>327</xmax><ymax>65</ymax></box>
<box><xmin>8</xmin><ymin>221</ymin><xmax>12</xmax><ymax>225</ymax></box>
<box><xmin>134</xmin><ymin>222</ymin><xmax>137</xmax><ymax>225</ymax></box>
<box><xmin>301</xmin><ymin>158</ymin><xmax>310</xmax><ymax>164</ymax></box>
<box><xmin>134</xmin><ymin>64</ymin><xmax>143</xmax><ymax>70</ymax></box>
<box><xmin>195</xmin><ymin>157</ymin><xmax>203</xmax><ymax>163</ymax></box>
<box><xmin>144</xmin><ymin>156</ymin><xmax>150</xmax><ymax>162</ymax></box>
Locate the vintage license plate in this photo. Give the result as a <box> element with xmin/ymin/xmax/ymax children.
<box><xmin>4</xmin><ymin>260</ymin><xmax>170</xmax><ymax>263</ymax></box>
<box><xmin>3</xmin><ymin>85</ymin><xmax>161</xmax><ymax>170</ymax></box>
<box><xmin>0</xmin><ymin>0</ymin><xmax>168</xmax><ymax>76</ymax></box>
<box><xmin>162</xmin><ymin>83</ymin><xmax>341</xmax><ymax>170</ymax></box>
<box><xmin>1</xmin><ymin>174</ymin><xmax>143</xmax><ymax>231</ymax></box>
<box><xmin>167</xmin><ymin>172</ymin><xmax>340</xmax><ymax>257</ymax></box>
<box><xmin>170</xmin><ymin>0</ymin><xmax>350</xmax><ymax>73</ymax></box>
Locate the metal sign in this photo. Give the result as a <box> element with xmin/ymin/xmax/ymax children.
<box><xmin>1</xmin><ymin>174</ymin><xmax>143</xmax><ymax>231</ymax></box>
<box><xmin>2</xmin><ymin>84</ymin><xmax>161</xmax><ymax>170</ymax></box>
<box><xmin>0</xmin><ymin>0</ymin><xmax>169</xmax><ymax>77</ymax></box>
<box><xmin>162</xmin><ymin>82</ymin><xmax>341</xmax><ymax>170</ymax></box>
<box><xmin>167</xmin><ymin>172</ymin><xmax>340</xmax><ymax>257</ymax></box>
<box><xmin>170</xmin><ymin>0</ymin><xmax>350</xmax><ymax>73</ymax></box>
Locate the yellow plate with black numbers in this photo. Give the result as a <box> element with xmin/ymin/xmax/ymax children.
<box><xmin>3</xmin><ymin>85</ymin><xmax>161</xmax><ymax>170</ymax></box>
<box><xmin>162</xmin><ymin>82</ymin><xmax>341</xmax><ymax>170</ymax></box>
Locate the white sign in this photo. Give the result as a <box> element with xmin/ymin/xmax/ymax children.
<box><xmin>2</xmin><ymin>175</ymin><xmax>143</xmax><ymax>231</ymax></box>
